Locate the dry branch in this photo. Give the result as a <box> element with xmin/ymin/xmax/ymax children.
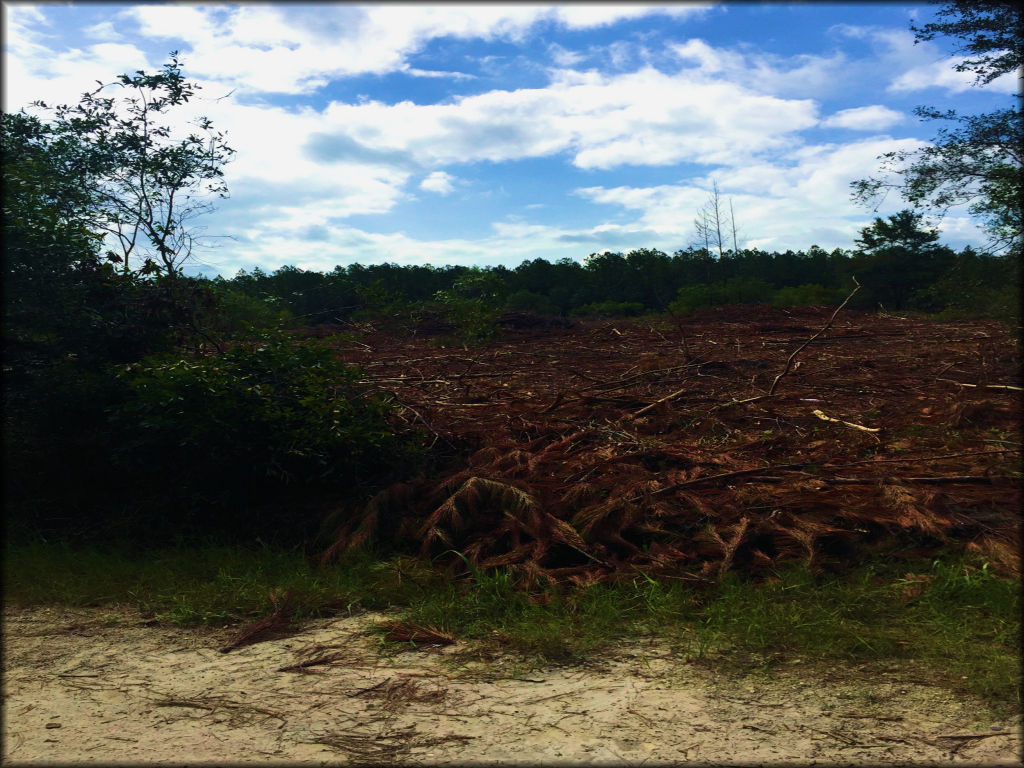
<box><xmin>626</xmin><ymin>385</ymin><xmax>691</xmax><ymax>420</ymax></box>
<box><xmin>766</xmin><ymin>278</ymin><xmax>860</xmax><ymax>396</ymax></box>
<box><xmin>812</xmin><ymin>409</ymin><xmax>881</xmax><ymax>433</ymax></box>
<box><xmin>936</xmin><ymin>380</ymin><xmax>1023</xmax><ymax>391</ymax></box>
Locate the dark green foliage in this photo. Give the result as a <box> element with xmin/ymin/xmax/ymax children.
<box><xmin>669</xmin><ymin>277</ymin><xmax>775</xmax><ymax>314</ymax></box>
<box><xmin>504</xmin><ymin>289</ymin><xmax>559</xmax><ymax>315</ymax></box>
<box><xmin>570</xmin><ymin>300</ymin><xmax>645</xmax><ymax>317</ymax></box>
<box><xmin>911</xmin><ymin>0</ymin><xmax>1022</xmax><ymax>87</ymax></box>
<box><xmin>850</xmin><ymin>210</ymin><xmax>957</xmax><ymax>310</ymax></box>
<box><xmin>105</xmin><ymin>331</ymin><xmax>423</xmax><ymax>531</ymax></box>
<box><xmin>911</xmin><ymin>247</ymin><xmax>1021</xmax><ymax>324</ymax></box>
<box><xmin>219</xmin><ymin>243</ymin><xmax>1019</xmax><ymax>329</ymax></box>
<box><xmin>853</xmin><ymin>1</ymin><xmax>1022</xmax><ymax>253</ymax></box>
<box><xmin>199</xmin><ymin>284</ymin><xmax>295</xmax><ymax>335</ymax></box>
<box><xmin>770</xmin><ymin>284</ymin><xmax>849</xmax><ymax>307</ymax></box>
<box><xmin>433</xmin><ymin>269</ymin><xmax>507</xmax><ymax>341</ymax></box>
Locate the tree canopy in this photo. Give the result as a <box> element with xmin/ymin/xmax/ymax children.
<box><xmin>852</xmin><ymin>0</ymin><xmax>1023</xmax><ymax>254</ymax></box>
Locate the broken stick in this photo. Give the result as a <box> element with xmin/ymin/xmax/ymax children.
<box><xmin>812</xmin><ymin>409</ymin><xmax>881</xmax><ymax>433</ymax></box>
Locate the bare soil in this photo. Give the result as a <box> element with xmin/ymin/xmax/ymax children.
<box><xmin>3</xmin><ymin>604</ymin><xmax>1020</xmax><ymax>765</ymax></box>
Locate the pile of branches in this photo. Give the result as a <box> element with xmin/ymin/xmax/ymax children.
<box><xmin>321</xmin><ymin>427</ymin><xmax>1019</xmax><ymax>586</ymax></box>
<box><xmin>320</xmin><ymin>303</ymin><xmax>1020</xmax><ymax>586</ymax></box>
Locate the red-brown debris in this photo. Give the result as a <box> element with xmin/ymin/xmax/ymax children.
<box><xmin>318</xmin><ymin>306</ymin><xmax>1021</xmax><ymax>585</ymax></box>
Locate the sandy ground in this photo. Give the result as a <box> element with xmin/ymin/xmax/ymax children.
<box><xmin>2</xmin><ymin>604</ymin><xmax>1020</xmax><ymax>765</ymax></box>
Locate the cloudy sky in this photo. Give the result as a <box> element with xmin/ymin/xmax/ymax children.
<box><xmin>3</xmin><ymin>2</ymin><xmax>1017</xmax><ymax>278</ymax></box>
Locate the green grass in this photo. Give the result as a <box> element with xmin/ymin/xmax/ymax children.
<box><xmin>4</xmin><ymin>540</ymin><xmax>1019</xmax><ymax>710</ymax></box>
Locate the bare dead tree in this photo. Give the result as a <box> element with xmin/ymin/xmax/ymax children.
<box><xmin>729</xmin><ymin>197</ymin><xmax>739</xmax><ymax>256</ymax></box>
<box><xmin>693</xmin><ymin>179</ymin><xmax>743</xmax><ymax>259</ymax></box>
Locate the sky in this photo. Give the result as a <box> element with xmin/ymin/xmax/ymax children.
<box><xmin>2</xmin><ymin>2</ymin><xmax>1018</xmax><ymax>278</ymax></box>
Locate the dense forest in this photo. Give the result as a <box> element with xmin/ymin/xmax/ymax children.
<box><xmin>212</xmin><ymin>230</ymin><xmax>1018</xmax><ymax>332</ymax></box>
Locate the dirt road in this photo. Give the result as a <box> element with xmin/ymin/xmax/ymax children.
<box><xmin>3</xmin><ymin>605</ymin><xmax>1019</xmax><ymax>764</ymax></box>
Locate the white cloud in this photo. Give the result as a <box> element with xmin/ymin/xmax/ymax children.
<box><xmin>315</xmin><ymin>66</ymin><xmax>817</xmax><ymax>171</ymax></box>
<box><xmin>551</xmin><ymin>4</ymin><xmax>712</xmax><ymax>29</ymax></box>
<box><xmin>4</xmin><ymin>4</ymin><xmax>996</xmax><ymax>274</ymax></box>
<box><xmin>889</xmin><ymin>57</ymin><xmax>1020</xmax><ymax>94</ymax></box>
<box><xmin>669</xmin><ymin>38</ymin><xmax>849</xmax><ymax>99</ymax></box>
<box><xmin>820</xmin><ymin>105</ymin><xmax>904</xmax><ymax>130</ymax></box>
<box><xmin>3</xmin><ymin>39</ymin><xmax>151</xmax><ymax>112</ymax></box>
<box><xmin>115</xmin><ymin>4</ymin><xmax>712</xmax><ymax>95</ymax></box>
<box><xmin>420</xmin><ymin>171</ymin><xmax>456</xmax><ymax>195</ymax></box>
<box><xmin>548</xmin><ymin>43</ymin><xmax>584</xmax><ymax>68</ymax></box>
<box><xmin>831</xmin><ymin>23</ymin><xmax>1019</xmax><ymax>96</ymax></box>
<box><xmin>82</xmin><ymin>21</ymin><xmax>123</xmax><ymax>42</ymax></box>
<box><xmin>574</xmin><ymin>137</ymin><xmax>934</xmax><ymax>248</ymax></box>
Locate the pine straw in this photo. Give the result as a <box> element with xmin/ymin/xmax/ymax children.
<box><xmin>322</xmin><ymin>306</ymin><xmax>1021</xmax><ymax>586</ymax></box>
<box><xmin>149</xmin><ymin>692</ymin><xmax>286</xmax><ymax>726</ymax></box>
<box><xmin>311</xmin><ymin>726</ymin><xmax>473</xmax><ymax>761</ymax></box>
<box><xmin>380</xmin><ymin>620</ymin><xmax>456</xmax><ymax>646</ymax></box>
<box><xmin>220</xmin><ymin>589</ymin><xmax>296</xmax><ymax>653</ymax></box>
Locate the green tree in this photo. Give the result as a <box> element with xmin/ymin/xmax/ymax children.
<box><xmin>850</xmin><ymin>210</ymin><xmax>955</xmax><ymax>309</ymax></box>
<box><xmin>26</xmin><ymin>52</ymin><xmax>235</xmax><ymax>278</ymax></box>
<box><xmin>911</xmin><ymin>0</ymin><xmax>1021</xmax><ymax>87</ymax></box>
<box><xmin>851</xmin><ymin>1</ymin><xmax>1022</xmax><ymax>253</ymax></box>
<box><xmin>433</xmin><ymin>268</ymin><xmax>508</xmax><ymax>341</ymax></box>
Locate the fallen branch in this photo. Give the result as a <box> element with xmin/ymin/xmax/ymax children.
<box><xmin>824</xmin><ymin>475</ymin><xmax>1016</xmax><ymax>485</ymax></box>
<box><xmin>349</xmin><ymin>679</ymin><xmax>391</xmax><ymax>698</ymax></box>
<box><xmin>812</xmin><ymin>409</ymin><xmax>881</xmax><ymax>433</ymax></box>
<box><xmin>277</xmin><ymin>653</ymin><xmax>346</xmax><ymax>673</ymax></box>
<box><xmin>639</xmin><ymin>462</ymin><xmax>810</xmax><ymax>500</ymax></box>
<box><xmin>936</xmin><ymin>379</ymin><xmax>1023</xmax><ymax>391</ymax></box>
<box><xmin>936</xmin><ymin>732</ymin><xmax>1011</xmax><ymax>740</ymax></box>
<box><xmin>765</xmin><ymin>277</ymin><xmax>861</xmax><ymax>398</ymax></box>
<box><xmin>829</xmin><ymin>448</ymin><xmax>1020</xmax><ymax>466</ymax></box>
<box><xmin>719</xmin><ymin>474</ymin><xmax>1017</xmax><ymax>486</ymax></box>
<box><xmin>707</xmin><ymin>279</ymin><xmax>862</xmax><ymax>410</ymax></box>
<box><xmin>626</xmin><ymin>385</ymin><xmax>691</xmax><ymax>420</ymax></box>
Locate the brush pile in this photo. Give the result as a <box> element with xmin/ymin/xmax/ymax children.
<box><xmin>320</xmin><ymin>305</ymin><xmax>1020</xmax><ymax>585</ymax></box>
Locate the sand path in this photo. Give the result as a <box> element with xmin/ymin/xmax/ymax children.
<box><xmin>3</xmin><ymin>605</ymin><xmax>1019</xmax><ymax>764</ymax></box>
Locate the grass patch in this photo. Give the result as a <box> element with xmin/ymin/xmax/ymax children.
<box><xmin>695</xmin><ymin>558</ymin><xmax>1020</xmax><ymax>708</ymax></box>
<box><xmin>4</xmin><ymin>540</ymin><xmax>1019</xmax><ymax>710</ymax></box>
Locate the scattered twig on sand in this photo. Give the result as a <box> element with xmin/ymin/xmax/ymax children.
<box><xmin>277</xmin><ymin>652</ymin><xmax>348</xmax><ymax>673</ymax></box>
<box><xmin>219</xmin><ymin>589</ymin><xmax>295</xmax><ymax>653</ymax></box>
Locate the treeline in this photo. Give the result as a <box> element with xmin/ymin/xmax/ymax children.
<box><xmin>212</xmin><ymin>218</ymin><xmax>1018</xmax><ymax>332</ymax></box>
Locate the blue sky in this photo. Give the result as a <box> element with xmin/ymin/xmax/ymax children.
<box><xmin>3</xmin><ymin>2</ymin><xmax>1017</xmax><ymax>278</ymax></box>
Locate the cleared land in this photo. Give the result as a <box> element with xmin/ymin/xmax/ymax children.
<box><xmin>319</xmin><ymin>305</ymin><xmax>1020</xmax><ymax>583</ymax></box>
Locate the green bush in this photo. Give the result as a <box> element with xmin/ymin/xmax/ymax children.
<box><xmin>434</xmin><ymin>271</ymin><xmax>507</xmax><ymax>341</ymax></box>
<box><xmin>669</xmin><ymin>277</ymin><xmax>774</xmax><ymax>314</ymax></box>
<box><xmin>912</xmin><ymin>280</ymin><xmax>1020</xmax><ymax>327</ymax></box>
<box><xmin>771</xmin><ymin>283</ymin><xmax>848</xmax><ymax>307</ymax></box>
<box><xmin>504</xmin><ymin>289</ymin><xmax>559</xmax><ymax>315</ymax></box>
<box><xmin>570</xmin><ymin>300</ymin><xmax>645</xmax><ymax>317</ymax></box>
<box><xmin>103</xmin><ymin>331</ymin><xmax>424</xmax><ymax>538</ymax></box>
<box><xmin>203</xmin><ymin>287</ymin><xmax>294</xmax><ymax>335</ymax></box>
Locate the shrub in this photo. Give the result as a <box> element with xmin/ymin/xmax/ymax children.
<box><xmin>504</xmin><ymin>289</ymin><xmax>559</xmax><ymax>316</ymax></box>
<box><xmin>669</xmin><ymin>277</ymin><xmax>775</xmax><ymax>314</ymax></box>
<box><xmin>104</xmin><ymin>330</ymin><xmax>424</xmax><ymax>538</ymax></box>
<box><xmin>669</xmin><ymin>284</ymin><xmax>723</xmax><ymax>314</ymax></box>
<box><xmin>202</xmin><ymin>287</ymin><xmax>294</xmax><ymax>335</ymax></box>
<box><xmin>771</xmin><ymin>283</ymin><xmax>849</xmax><ymax>307</ymax></box>
<box><xmin>434</xmin><ymin>271</ymin><xmax>507</xmax><ymax>341</ymax></box>
<box><xmin>570</xmin><ymin>300</ymin><xmax>645</xmax><ymax>317</ymax></box>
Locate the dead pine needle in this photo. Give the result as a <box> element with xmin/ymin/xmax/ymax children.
<box><xmin>220</xmin><ymin>588</ymin><xmax>296</xmax><ymax>653</ymax></box>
